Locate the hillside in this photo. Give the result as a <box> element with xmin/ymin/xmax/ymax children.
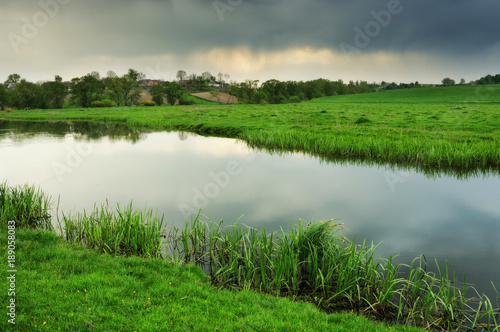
<box><xmin>312</xmin><ymin>85</ymin><xmax>500</xmax><ymax>104</ymax></box>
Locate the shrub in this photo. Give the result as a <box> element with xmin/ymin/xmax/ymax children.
<box><xmin>139</xmin><ymin>100</ymin><xmax>156</xmax><ymax>106</ymax></box>
<box><xmin>288</xmin><ymin>96</ymin><xmax>301</xmax><ymax>104</ymax></box>
<box><xmin>91</xmin><ymin>100</ymin><xmax>117</xmax><ymax>108</ymax></box>
<box><xmin>178</xmin><ymin>93</ymin><xmax>195</xmax><ymax>105</ymax></box>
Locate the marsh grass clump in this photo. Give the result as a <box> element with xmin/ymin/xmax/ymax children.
<box><xmin>59</xmin><ymin>203</ymin><xmax>164</xmax><ymax>258</ymax></box>
<box><xmin>0</xmin><ymin>181</ymin><xmax>52</xmax><ymax>230</ymax></box>
<box><xmin>355</xmin><ymin>117</ymin><xmax>371</xmax><ymax>124</ymax></box>
<box><xmin>164</xmin><ymin>216</ymin><xmax>500</xmax><ymax>331</ymax></box>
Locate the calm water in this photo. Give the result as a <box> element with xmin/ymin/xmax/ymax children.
<box><xmin>1</xmin><ymin>120</ymin><xmax>499</xmax><ymax>298</ymax></box>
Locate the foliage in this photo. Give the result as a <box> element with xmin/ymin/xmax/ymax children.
<box><xmin>163</xmin><ymin>81</ymin><xmax>184</xmax><ymax>105</ymax></box>
<box><xmin>165</xmin><ymin>217</ymin><xmax>499</xmax><ymax>331</ymax></box>
<box><xmin>4</xmin><ymin>73</ymin><xmax>21</xmax><ymax>84</ymax></box>
<box><xmin>139</xmin><ymin>100</ymin><xmax>156</xmax><ymax>106</ymax></box>
<box><xmin>0</xmin><ymin>182</ymin><xmax>52</xmax><ymax>230</ymax></box>
<box><xmin>0</xmin><ymin>84</ymin><xmax>9</xmax><ymax>109</ymax></box>
<box><xmin>176</xmin><ymin>69</ymin><xmax>187</xmax><ymax>82</ymax></box>
<box><xmin>476</xmin><ymin>73</ymin><xmax>500</xmax><ymax>85</ymax></box>
<box><xmin>60</xmin><ymin>203</ymin><xmax>163</xmax><ymax>258</ymax></box>
<box><xmin>178</xmin><ymin>93</ymin><xmax>196</xmax><ymax>105</ymax></box>
<box><xmin>103</xmin><ymin>69</ymin><xmax>144</xmax><ymax>106</ymax></box>
<box><xmin>149</xmin><ymin>84</ymin><xmax>164</xmax><ymax>106</ymax></box>
<box><xmin>41</xmin><ymin>76</ymin><xmax>68</xmax><ymax>109</ymax></box>
<box><xmin>442</xmin><ymin>77</ymin><xmax>456</xmax><ymax>86</ymax></box>
<box><xmin>0</xmin><ymin>226</ymin><xmax>424</xmax><ymax>332</ymax></box>
<box><xmin>3</xmin><ymin>85</ymin><xmax>500</xmax><ymax>171</ymax></box>
<box><xmin>70</xmin><ymin>75</ymin><xmax>105</xmax><ymax>108</ymax></box>
<box><xmin>9</xmin><ymin>79</ymin><xmax>44</xmax><ymax>109</ymax></box>
<box><xmin>91</xmin><ymin>99</ymin><xmax>117</xmax><ymax>108</ymax></box>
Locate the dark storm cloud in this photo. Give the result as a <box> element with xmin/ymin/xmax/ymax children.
<box><xmin>1</xmin><ymin>0</ymin><xmax>498</xmax><ymax>82</ymax></box>
<box><xmin>55</xmin><ymin>0</ymin><xmax>498</xmax><ymax>57</ymax></box>
<box><xmin>6</xmin><ymin>0</ymin><xmax>495</xmax><ymax>57</ymax></box>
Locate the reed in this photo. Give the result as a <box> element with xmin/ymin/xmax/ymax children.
<box><xmin>0</xmin><ymin>181</ymin><xmax>52</xmax><ymax>230</ymax></box>
<box><xmin>59</xmin><ymin>202</ymin><xmax>164</xmax><ymax>258</ymax></box>
<box><xmin>163</xmin><ymin>216</ymin><xmax>500</xmax><ymax>331</ymax></box>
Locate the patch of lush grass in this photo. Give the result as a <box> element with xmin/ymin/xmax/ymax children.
<box><xmin>167</xmin><ymin>216</ymin><xmax>500</xmax><ymax>332</ymax></box>
<box><xmin>0</xmin><ymin>182</ymin><xmax>52</xmax><ymax>230</ymax></box>
<box><xmin>0</xmin><ymin>225</ymin><xmax>427</xmax><ymax>332</ymax></box>
<box><xmin>311</xmin><ymin>85</ymin><xmax>500</xmax><ymax>104</ymax></box>
<box><xmin>59</xmin><ymin>203</ymin><xmax>164</xmax><ymax>258</ymax></box>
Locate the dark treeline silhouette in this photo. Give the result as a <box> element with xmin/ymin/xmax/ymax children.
<box><xmin>476</xmin><ymin>73</ymin><xmax>500</xmax><ymax>85</ymax></box>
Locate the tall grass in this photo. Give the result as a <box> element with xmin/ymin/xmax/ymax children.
<box><xmin>0</xmin><ymin>181</ymin><xmax>52</xmax><ymax>230</ymax></box>
<box><xmin>58</xmin><ymin>202</ymin><xmax>164</xmax><ymax>258</ymax></box>
<box><xmin>164</xmin><ymin>216</ymin><xmax>500</xmax><ymax>331</ymax></box>
<box><xmin>242</xmin><ymin>129</ymin><xmax>500</xmax><ymax>171</ymax></box>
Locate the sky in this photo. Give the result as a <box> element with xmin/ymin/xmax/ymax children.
<box><xmin>1</xmin><ymin>0</ymin><xmax>499</xmax><ymax>84</ymax></box>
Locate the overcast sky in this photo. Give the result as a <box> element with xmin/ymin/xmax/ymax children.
<box><xmin>1</xmin><ymin>0</ymin><xmax>499</xmax><ymax>84</ymax></box>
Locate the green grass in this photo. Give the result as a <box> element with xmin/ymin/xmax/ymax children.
<box><xmin>166</xmin><ymin>216</ymin><xmax>500</xmax><ymax>331</ymax></box>
<box><xmin>312</xmin><ymin>85</ymin><xmax>500</xmax><ymax>103</ymax></box>
<box><xmin>0</xmin><ymin>182</ymin><xmax>52</xmax><ymax>230</ymax></box>
<box><xmin>1</xmin><ymin>183</ymin><xmax>499</xmax><ymax>331</ymax></box>
<box><xmin>59</xmin><ymin>202</ymin><xmax>164</xmax><ymax>258</ymax></box>
<box><xmin>2</xmin><ymin>85</ymin><xmax>499</xmax><ymax>173</ymax></box>
<box><xmin>0</xmin><ymin>226</ymin><xmax>427</xmax><ymax>332</ymax></box>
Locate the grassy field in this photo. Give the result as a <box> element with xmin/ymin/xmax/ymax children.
<box><xmin>1</xmin><ymin>85</ymin><xmax>499</xmax><ymax>173</ymax></box>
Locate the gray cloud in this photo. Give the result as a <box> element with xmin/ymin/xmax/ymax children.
<box><xmin>1</xmin><ymin>0</ymin><xmax>499</xmax><ymax>82</ymax></box>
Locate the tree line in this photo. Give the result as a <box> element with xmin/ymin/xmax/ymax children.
<box><xmin>2</xmin><ymin>69</ymin><xmax>498</xmax><ymax>110</ymax></box>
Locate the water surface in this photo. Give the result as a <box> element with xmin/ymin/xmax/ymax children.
<box><xmin>1</xmin><ymin>120</ymin><xmax>499</xmax><ymax>298</ymax></box>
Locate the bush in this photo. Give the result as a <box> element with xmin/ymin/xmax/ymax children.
<box><xmin>288</xmin><ymin>96</ymin><xmax>301</xmax><ymax>104</ymax></box>
<box><xmin>178</xmin><ymin>93</ymin><xmax>195</xmax><ymax>105</ymax></box>
<box><xmin>139</xmin><ymin>100</ymin><xmax>156</xmax><ymax>106</ymax></box>
<box><xmin>91</xmin><ymin>100</ymin><xmax>117</xmax><ymax>108</ymax></box>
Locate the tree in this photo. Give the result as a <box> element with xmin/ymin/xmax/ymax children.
<box><xmin>10</xmin><ymin>79</ymin><xmax>45</xmax><ymax>109</ymax></box>
<box><xmin>90</xmin><ymin>71</ymin><xmax>101</xmax><ymax>80</ymax></box>
<box><xmin>0</xmin><ymin>84</ymin><xmax>9</xmax><ymax>110</ymax></box>
<box><xmin>5</xmin><ymin>74</ymin><xmax>21</xmax><ymax>85</ymax></box>
<box><xmin>103</xmin><ymin>69</ymin><xmax>144</xmax><ymax>107</ymax></box>
<box><xmin>442</xmin><ymin>77</ymin><xmax>455</xmax><ymax>86</ymax></box>
<box><xmin>460</xmin><ymin>78</ymin><xmax>466</xmax><ymax>85</ymax></box>
<box><xmin>202</xmin><ymin>71</ymin><xmax>213</xmax><ymax>81</ymax></box>
<box><xmin>163</xmin><ymin>81</ymin><xmax>184</xmax><ymax>105</ymax></box>
<box><xmin>70</xmin><ymin>75</ymin><xmax>105</xmax><ymax>108</ymax></box>
<box><xmin>127</xmin><ymin>68</ymin><xmax>145</xmax><ymax>82</ymax></box>
<box><xmin>104</xmin><ymin>73</ymin><xmax>124</xmax><ymax>106</ymax></box>
<box><xmin>176</xmin><ymin>70</ymin><xmax>187</xmax><ymax>82</ymax></box>
<box><xmin>41</xmin><ymin>75</ymin><xmax>68</xmax><ymax>109</ymax></box>
<box><xmin>150</xmin><ymin>84</ymin><xmax>164</xmax><ymax>106</ymax></box>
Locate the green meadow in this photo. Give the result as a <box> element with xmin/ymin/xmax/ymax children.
<box><xmin>2</xmin><ymin>85</ymin><xmax>499</xmax><ymax>173</ymax></box>
<box><xmin>2</xmin><ymin>86</ymin><xmax>500</xmax><ymax>331</ymax></box>
<box><xmin>1</xmin><ymin>182</ymin><xmax>499</xmax><ymax>331</ymax></box>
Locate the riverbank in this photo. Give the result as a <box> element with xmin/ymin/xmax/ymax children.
<box><xmin>0</xmin><ymin>225</ymin><xmax>427</xmax><ymax>332</ymax></box>
<box><xmin>1</xmin><ymin>86</ymin><xmax>499</xmax><ymax>171</ymax></box>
